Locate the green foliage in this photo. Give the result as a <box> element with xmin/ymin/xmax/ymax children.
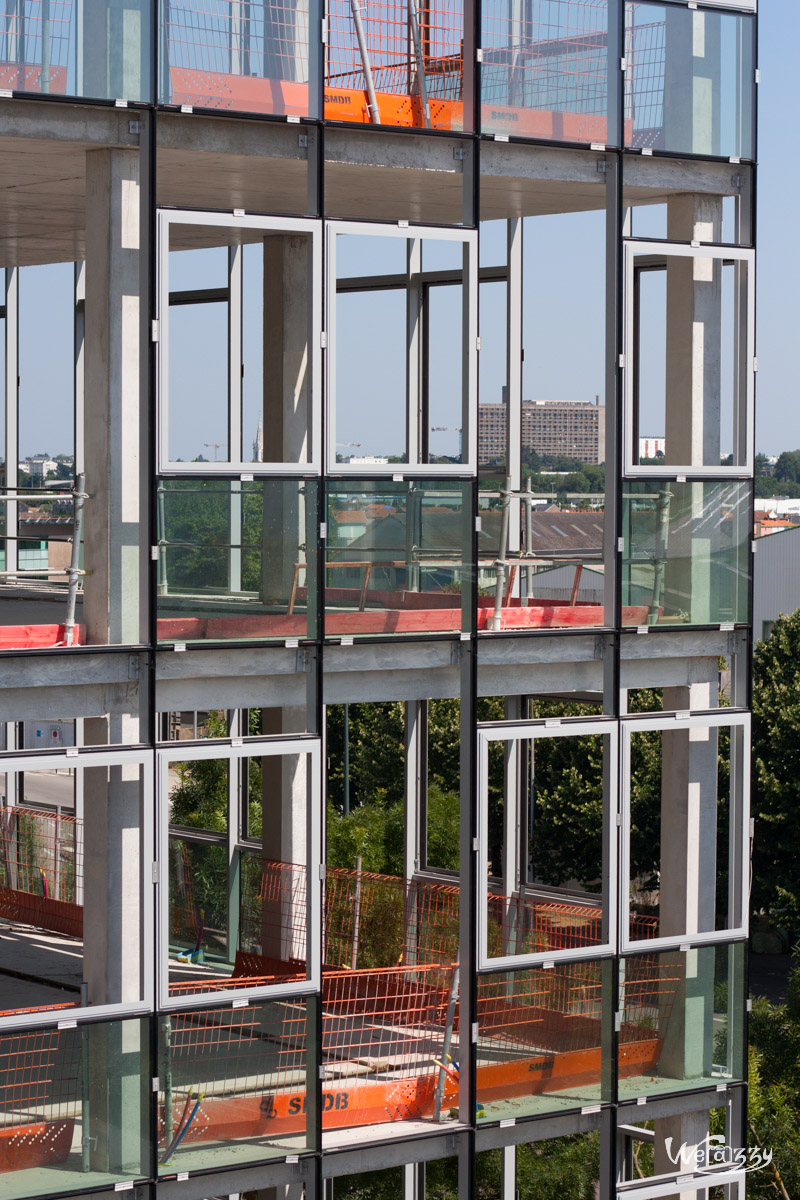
<box><xmin>774</xmin><ymin>450</ymin><xmax>800</xmax><ymax>485</ymax></box>
<box><xmin>745</xmin><ymin>954</ymin><xmax>800</xmax><ymax>1197</ymax></box>
<box><xmin>751</xmin><ymin>610</ymin><xmax>800</xmax><ymax>926</ymax></box>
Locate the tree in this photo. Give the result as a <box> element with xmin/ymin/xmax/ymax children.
<box><xmin>773</xmin><ymin>449</ymin><xmax>800</xmax><ymax>485</ymax></box>
<box><xmin>751</xmin><ymin>610</ymin><xmax>800</xmax><ymax>926</ymax></box>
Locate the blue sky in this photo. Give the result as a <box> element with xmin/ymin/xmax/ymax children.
<box><xmin>752</xmin><ymin>0</ymin><xmax>799</xmax><ymax>457</ymax></box>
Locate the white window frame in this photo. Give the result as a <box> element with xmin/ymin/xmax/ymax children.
<box><xmin>618</xmin><ymin>1167</ymin><xmax>745</xmax><ymax>1200</ymax></box>
<box><xmin>622</xmin><ymin>240</ymin><xmax>755</xmax><ymax>479</ymax></box>
<box><xmin>157</xmin><ymin>209</ymin><xmax>323</xmax><ymax>476</ymax></box>
<box><xmin>156</xmin><ymin>737</ymin><xmax>322</xmax><ymax>1011</ymax></box>
<box><xmin>476</xmin><ymin>718</ymin><xmax>618</xmax><ymax>970</ymax></box>
<box><xmin>0</xmin><ymin>747</ymin><xmax>154</xmax><ymax>1031</ymax></box>
<box><xmin>620</xmin><ymin>710</ymin><xmax>750</xmax><ymax>953</ymax></box>
<box><xmin>325</xmin><ymin>220</ymin><xmax>478</xmax><ymax>476</ymax></box>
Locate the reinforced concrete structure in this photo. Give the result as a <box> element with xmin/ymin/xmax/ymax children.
<box><xmin>0</xmin><ymin>0</ymin><xmax>756</xmax><ymax>1197</ymax></box>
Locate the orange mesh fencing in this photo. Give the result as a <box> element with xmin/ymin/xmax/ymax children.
<box><xmin>0</xmin><ymin>1025</ymin><xmax>79</xmax><ymax>1171</ymax></box>
<box><xmin>161</xmin><ymin>0</ymin><xmax>663</xmax><ymax>136</ymax></box>
<box><xmin>0</xmin><ymin>1</ymin><xmax>72</xmax><ymax>93</ymax></box>
<box><xmin>0</xmin><ymin>805</ymin><xmax>83</xmax><ymax>938</ymax></box>
<box><xmin>158</xmin><ymin>1001</ymin><xmax>309</xmax><ymax>1156</ymax></box>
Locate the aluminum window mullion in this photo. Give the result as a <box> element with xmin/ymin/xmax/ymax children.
<box><xmin>476</xmin><ymin>721</ymin><xmax>617</xmax><ymax>969</ymax></box>
<box><xmin>622</xmin><ymin>239</ymin><xmax>755</xmax><ymax>478</ymax></box>
<box><xmin>619</xmin><ymin>713</ymin><xmax>750</xmax><ymax>953</ymax></box>
<box><xmin>159</xmin><ymin>210</ymin><xmax>322</xmax><ymax>475</ymax></box>
<box><xmin>4</xmin><ymin>268</ymin><xmax>18</xmax><ymax>578</ymax></box>
<box><xmin>407</xmin><ymin>236</ymin><xmax>423</xmax><ymax>467</ymax></box>
<box><xmin>156</xmin><ymin>739</ymin><xmax>323</xmax><ymax>1010</ymax></box>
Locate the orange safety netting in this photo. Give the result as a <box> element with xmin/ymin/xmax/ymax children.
<box><xmin>0</xmin><ymin>0</ymin><xmax>71</xmax><ymax>92</ymax></box>
<box><xmin>0</xmin><ymin>805</ymin><xmax>83</xmax><ymax>938</ymax></box>
<box><xmin>0</xmin><ymin>1025</ymin><xmax>79</xmax><ymax>1172</ymax></box>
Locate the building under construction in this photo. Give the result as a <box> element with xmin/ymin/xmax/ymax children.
<box><xmin>0</xmin><ymin>0</ymin><xmax>756</xmax><ymax>1197</ymax></box>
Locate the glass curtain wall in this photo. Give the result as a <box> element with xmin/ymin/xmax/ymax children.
<box><xmin>0</xmin><ymin>0</ymin><xmax>757</xmax><ymax>1195</ymax></box>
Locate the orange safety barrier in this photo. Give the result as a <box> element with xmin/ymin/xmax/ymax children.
<box><xmin>0</xmin><ymin>625</ymin><xmax>84</xmax><ymax>650</ymax></box>
<box><xmin>158</xmin><ymin>954</ymin><xmax>683</xmax><ymax>1152</ymax></box>
<box><xmin>161</xmin><ymin>0</ymin><xmax>654</xmax><ymax>144</ymax></box>
<box><xmin>0</xmin><ymin>806</ymin><xmax>83</xmax><ymax>938</ymax></box>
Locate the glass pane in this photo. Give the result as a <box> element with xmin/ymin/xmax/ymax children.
<box><xmin>627</xmin><ymin>722</ymin><xmax>740</xmax><ymax>945</ymax></box>
<box><xmin>168</xmin><ymin>302</ymin><xmax>229</xmax><ymax>463</ymax></box>
<box><xmin>157</xmin><ymin>999</ymin><xmax>310</xmax><ymax>1172</ymax></box>
<box><xmin>0</xmin><ymin>1017</ymin><xmax>149</xmax><ymax>1199</ymax></box>
<box><xmin>481</xmin><ymin>0</ymin><xmax>613</xmax><ymax>144</ymax></box>
<box><xmin>160</xmin><ymin>0</ymin><xmax>315</xmax><ymax>117</ymax></box>
<box><xmin>483</xmin><ymin>729</ymin><xmax>609</xmax><ymax>960</ymax></box>
<box><xmin>625</xmin><ymin>4</ymin><xmax>755</xmax><ymax>159</ymax></box>
<box><xmin>2</xmin><ymin>0</ymin><xmax>151</xmax><ymax>103</ymax></box>
<box><xmin>334</xmin><ymin>233</ymin><xmax>470</xmax><ymax>467</ymax></box>
<box><xmin>0</xmin><ymin>764</ymin><xmax>147</xmax><ymax>1019</ymax></box>
<box><xmin>325</xmin><ymin>0</ymin><xmax>466</xmax><ymax>130</ymax></box>
<box><xmin>335</xmin><ymin>289</ymin><xmax>408</xmax><ymax>463</ymax></box>
<box><xmin>321</xmin><ymin>960</ymin><xmax>460</xmax><ymax>1131</ymax></box>
<box><xmin>19</xmin><ymin>265</ymin><xmax>74</xmax><ymax>468</ymax></box>
<box><xmin>167</xmin><ymin>752</ymin><xmax>312</xmax><ymax>997</ymax></box>
<box><xmin>324</xmin><ymin>480</ymin><xmax>472</xmax><ymax>637</ymax></box>
<box><xmin>427</xmin><ymin>284</ymin><xmax>464</xmax><ymax>465</ymax></box>
<box><xmin>476</xmin><ymin>959</ymin><xmax>611</xmax><ymax>1120</ymax></box>
<box><xmin>618</xmin><ymin>943</ymin><xmax>745</xmax><ymax>1100</ymax></box>
<box><xmin>478</xmin><ymin>487</ymin><xmax>607</xmax><ymax>631</ymax></box>
<box><xmin>632</xmin><ymin>254</ymin><xmax>746</xmax><ymax>471</ymax></box>
<box><xmin>621</xmin><ymin>480</ymin><xmax>751</xmax><ymax>627</ymax></box>
<box><xmin>156</xmin><ymin>478</ymin><xmax>317</xmax><ymax>644</ymax></box>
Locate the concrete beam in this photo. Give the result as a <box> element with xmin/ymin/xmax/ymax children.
<box><xmin>0</xmin><ymin>101</ymin><xmax>140</xmax><ymax>148</ymax></box>
<box><xmin>476</xmin><ymin>1108</ymin><xmax>601</xmax><ymax>1151</ymax></box>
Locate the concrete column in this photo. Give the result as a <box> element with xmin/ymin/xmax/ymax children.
<box><xmin>665</xmin><ymin>194</ymin><xmax>723</xmax><ymax>469</ymax></box>
<box><xmin>654</xmin><ymin>683</ymin><xmax>718</xmax><ymax>1192</ymax></box>
<box><xmin>662</xmin><ymin>195</ymin><xmax>723</xmax><ymax>624</ymax></box>
<box><xmin>261</xmin><ymin>235</ymin><xmax>312</xmax><ymax>608</ymax></box>
<box><xmin>260</xmin><ymin>707</ymin><xmax>309</xmax><ymax>965</ymax></box>
<box><xmin>82</xmin><ymin>713</ymin><xmax>144</xmax><ymax>1175</ymax></box>
<box><xmin>83</xmin><ymin>148</ymin><xmax>144</xmax><ymax>646</ymax></box>
<box><xmin>82</xmin><ymin>716</ymin><xmax>142</xmax><ymax>1006</ymax></box>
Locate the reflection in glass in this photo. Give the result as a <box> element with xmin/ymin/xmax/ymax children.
<box><xmin>0</xmin><ymin>763</ymin><xmax>147</xmax><ymax>1018</ymax></box>
<box><xmin>627</xmin><ymin>722</ymin><xmax>743</xmax><ymax>946</ymax></box>
<box><xmin>631</xmin><ymin>252</ymin><xmax>748</xmax><ymax>472</ymax></box>
<box><xmin>160</xmin><ymin>0</ymin><xmax>314</xmax><ymax>116</ymax></box>
<box><xmin>621</xmin><ymin>481</ymin><xmax>750</xmax><ymax>627</ymax></box>
<box><xmin>0</xmin><ymin>0</ymin><xmax>151</xmax><ymax>102</ymax></box>
<box><xmin>0</xmin><ymin>1018</ymin><xmax>149</xmax><ymax>1200</ymax></box>
<box><xmin>625</xmin><ymin>4</ymin><xmax>755</xmax><ymax>159</ymax></box>
<box><xmin>156</xmin><ymin>479</ymin><xmax>317</xmax><ymax>643</ymax></box>
<box><xmin>166</xmin><ymin>750</ymin><xmax>312</xmax><ymax>998</ymax></box>
<box><xmin>618</xmin><ymin>943</ymin><xmax>745</xmax><ymax>1100</ymax></box>
<box><xmin>482</xmin><ymin>728</ymin><xmax>610</xmax><ymax>961</ymax></box>
<box><xmin>157</xmin><ymin>1000</ymin><xmax>309</xmax><ymax>1172</ymax></box>
<box><xmin>325</xmin><ymin>0</ymin><xmax>465</xmax><ymax>130</ymax></box>
<box><xmin>476</xmin><ymin>960</ymin><xmax>611</xmax><ymax>1120</ymax></box>
<box><xmin>325</xmin><ymin>480</ymin><xmax>471</xmax><ymax>637</ymax></box>
<box><xmin>481</xmin><ymin>0</ymin><xmax>613</xmax><ymax>144</ymax></box>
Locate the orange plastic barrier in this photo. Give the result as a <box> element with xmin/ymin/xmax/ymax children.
<box><xmin>0</xmin><ymin>624</ymin><xmax>84</xmax><ymax>649</ymax></box>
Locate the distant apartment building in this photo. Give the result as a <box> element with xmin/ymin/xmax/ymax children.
<box><xmin>639</xmin><ymin>436</ymin><xmax>666</xmax><ymax>460</ymax></box>
<box><xmin>479</xmin><ymin>399</ymin><xmax>605</xmax><ymax>464</ymax></box>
